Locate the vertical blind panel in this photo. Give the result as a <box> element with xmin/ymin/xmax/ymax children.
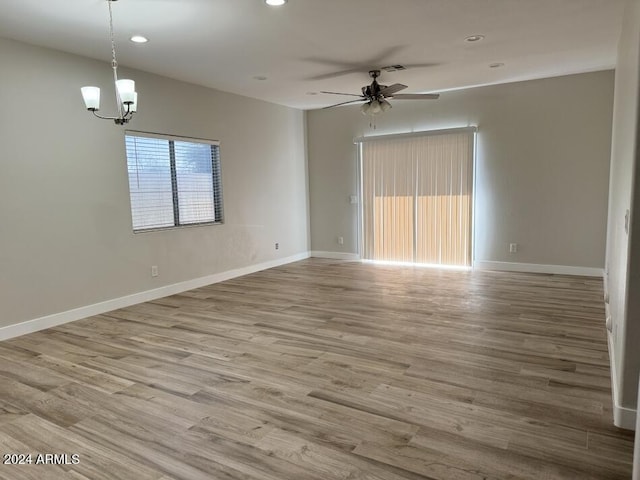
<box><xmin>361</xmin><ymin>130</ymin><xmax>474</xmax><ymax>266</ymax></box>
<box><xmin>126</xmin><ymin>136</ymin><xmax>175</xmax><ymax>230</ymax></box>
<box><xmin>174</xmin><ymin>141</ymin><xmax>216</xmax><ymax>225</ymax></box>
<box><xmin>415</xmin><ymin>133</ymin><xmax>473</xmax><ymax>266</ymax></box>
<box><xmin>363</xmin><ymin>141</ymin><xmax>415</xmax><ymax>262</ymax></box>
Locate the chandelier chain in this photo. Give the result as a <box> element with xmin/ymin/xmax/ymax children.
<box><xmin>107</xmin><ymin>0</ymin><xmax>122</xmax><ymax>114</ymax></box>
<box><xmin>108</xmin><ymin>0</ymin><xmax>118</xmax><ymax>70</ymax></box>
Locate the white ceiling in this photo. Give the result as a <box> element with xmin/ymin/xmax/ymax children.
<box><xmin>0</xmin><ymin>0</ymin><xmax>625</xmax><ymax>110</ymax></box>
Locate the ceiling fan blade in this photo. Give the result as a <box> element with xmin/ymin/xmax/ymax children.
<box><xmin>308</xmin><ymin>68</ymin><xmax>366</xmax><ymax>81</ymax></box>
<box><xmin>306</xmin><ymin>45</ymin><xmax>407</xmax><ymax>81</ymax></box>
<box><xmin>320</xmin><ymin>91</ymin><xmax>364</xmax><ymax>98</ymax></box>
<box><xmin>322</xmin><ymin>98</ymin><xmax>367</xmax><ymax>109</ymax></box>
<box><xmin>379</xmin><ymin>83</ymin><xmax>408</xmax><ymax>97</ymax></box>
<box><xmin>304</xmin><ymin>57</ymin><xmax>362</xmax><ymax>69</ymax></box>
<box><xmin>390</xmin><ymin>93</ymin><xmax>440</xmax><ymax>100</ymax></box>
<box><xmin>383</xmin><ymin>62</ymin><xmax>442</xmax><ymax>70</ymax></box>
<box><xmin>369</xmin><ymin>45</ymin><xmax>406</xmax><ymax>66</ymax></box>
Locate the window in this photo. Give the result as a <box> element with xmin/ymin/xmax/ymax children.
<box><xmin>125</xmin><ymin>131</ymin><xmax>223</xmax><ymax>232</ymax></box>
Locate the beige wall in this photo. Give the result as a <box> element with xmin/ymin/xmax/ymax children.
<box><xmin>606</xmin><ymin>0</ymin><xmax>640</xmax><ymax>420</ymax></box>
<box><xmin>0</xmin><ymin>37</ymin><xmax>309</xmax><ymax>328</ymax></box>
<box><xmin>307</xmin><ymin>71</ymin><xmax>613</xmax><ymax>270</ymax></box>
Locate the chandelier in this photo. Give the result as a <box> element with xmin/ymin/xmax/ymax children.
<box><xmin>80</xmin><ymin>0</ymin><xmax>138</xmax><ymax>125</ymax></box>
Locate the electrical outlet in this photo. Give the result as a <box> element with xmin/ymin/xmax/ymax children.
<box><xmin>151</xmin><ymin>265</ymin><xmax>158</xmax><ymax>277</ymax></box>
<box><xmin>509</xmin><ymin>243</ymin><xmax>518</xmax><ymax>253</ymax></box>
<box><xmin>275</xmin><ymin>243</ymin><xmax>279</xmax><ymax>250</ymax></box>
<box><xmin>338</xmin><ymin>236</ymin><xmax>344</xmax><ymax>245</ymax></box>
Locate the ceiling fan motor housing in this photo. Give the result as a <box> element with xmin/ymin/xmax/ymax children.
<box><xmin>363</xmin><ymin>75</ymin><xmax>388</xmax><ymax>101</ymax></box>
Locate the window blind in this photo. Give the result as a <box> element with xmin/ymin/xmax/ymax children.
<box><xmin>125</xmin><ymin>132</ymin><xmax>223</xmax><ymax>232</ymax></box>
<box><xmin>360</xmin><ymin>129</ymin><xmax>474</xmax><ymax>266</ymax></box>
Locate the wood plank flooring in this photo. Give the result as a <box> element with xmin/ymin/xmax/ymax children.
<box><xmin>0</xmin><ymin>258</ymin><xmax>634</xmax><ymax>479</ymax></box>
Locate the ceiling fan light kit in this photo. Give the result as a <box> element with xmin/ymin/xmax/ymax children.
<box><xmin>81</xmin><ymin>0</ymin><xmax>138</xmax><ymax>125</ymax></box>
<box><xmin>361</xmin><ymin>98</ymin><xmax>391</xmax><ymax>116</ymax></box>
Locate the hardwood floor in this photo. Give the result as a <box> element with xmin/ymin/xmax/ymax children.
<box><xmin>0</xmin><ymin>258</ymin><xmax>633</xmax><ymax>479</ymax></box>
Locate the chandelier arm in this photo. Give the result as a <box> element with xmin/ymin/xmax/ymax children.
<box><xmin>92</xmin><ymin>110</ymin><xmax>121</xmax><ymax>121</ymax></box>
<box><xmin>91</xmin><ymin>105</ymin><xmax>134</xmax><ymax>121</ymax></box>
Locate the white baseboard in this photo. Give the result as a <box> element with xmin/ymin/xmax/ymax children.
<box><xmin>473</xmin><ymin>260</ymin><xmax>603</xmax><ymax>277</ymax></box>
<box><xmin>310</xmin><ymin>251</ymin><xmax>361</xmax><ymax>261</ymax></box>
<box><xmin>0</xmin><ymin>252</ymin><xmax>311</xmax><ymax>342</ymax></box>
<box><xmin>607</xmin><ymin>332</ymin><xmax>637</xmax><ymax>430</ymax></box>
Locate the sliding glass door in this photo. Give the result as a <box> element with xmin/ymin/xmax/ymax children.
<box><xmin>360</xmin><ymin>128</ymin><xmax>475</xmax><ymax>267</ymax></box>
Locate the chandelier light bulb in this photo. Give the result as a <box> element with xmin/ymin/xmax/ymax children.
<box><xmin>369</xmin><ymin>100</ymin><xmax>382</xmax><ymax>115</ymax></box>
<box><xmin>116</xmin><ymin>79</ymin><xmax>136</xmax><ymax>104</ymax></box>
<box><xmin>130</xmin><ymin>92</ymin><xmax>138</xmax><ymax>112</ymax></box>
<box><xmin>81</xmin><ymin>86</ymin><xmax>101</xmax><ymax>111</ymax></box>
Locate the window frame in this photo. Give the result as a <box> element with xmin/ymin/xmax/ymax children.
<box><xmin>125</xmin><ymin>130</ymin><xmax>224</xmax><ymax>233</ymax></box>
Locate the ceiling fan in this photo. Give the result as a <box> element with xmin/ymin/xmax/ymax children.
<box><xmin>321</xmin><ymin>69</ymin><xmax>439</xmax><ymax>116</ymax></box>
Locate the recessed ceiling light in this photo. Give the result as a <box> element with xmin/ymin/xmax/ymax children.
<box><xmin>253</xmin><ymin>75</ymin><xmax>268</xmax><ymax>81</ymax></box>
<box><xmin>265</xmin><ymin>0</ymin><xmax>287</xmax><ymax>5</ymax></box>
<box><xmin>489</xmin><ymin>62</ymin><xmax>505</xmax><ymax>68</ymax></box>
<box><xmin>465</xmin><ymin>35</ymin><xmax>485</xmax><ymax>43</ymax></box>
<box><xmin>130</xmin><ymin>35</ymin><xmax>149</xmax><ymax>44</ymax></box>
